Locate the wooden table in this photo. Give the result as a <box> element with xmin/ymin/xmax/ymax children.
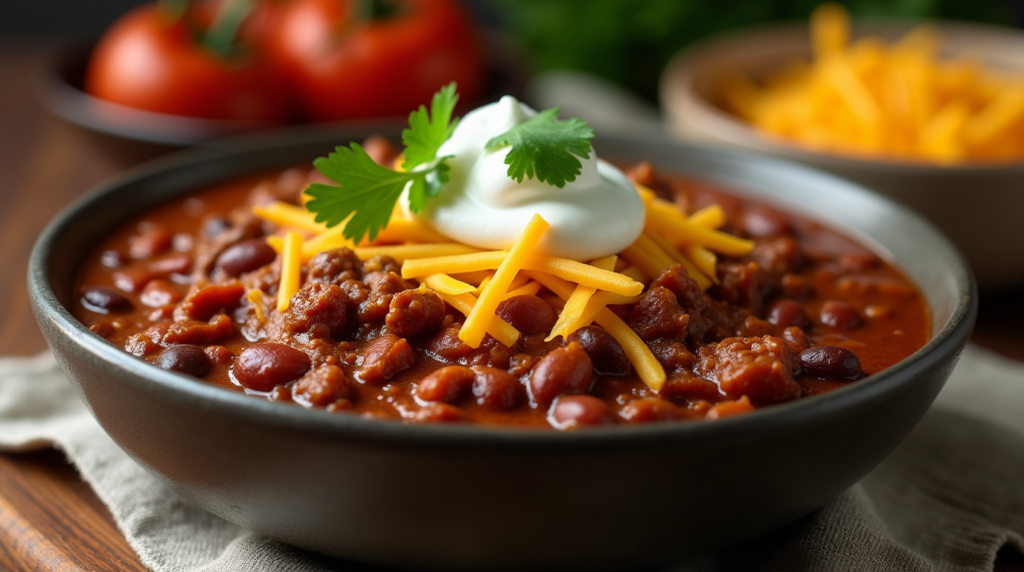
<box><xmin>1</xmin><ymin>43</ymin><xmax>1023</xmax><ymax>572</ymax></box>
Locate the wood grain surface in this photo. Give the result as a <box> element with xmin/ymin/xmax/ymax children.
<box><xmin>0</xmin><ymin>43</ymin><xmax>1021</xmax><ymax>572</ymax></box>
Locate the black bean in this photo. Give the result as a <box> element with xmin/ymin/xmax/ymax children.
<box><xmin>81</xmin><ymin>286</ymin><xmax>133</xmax><ymax>314</ymax></box>
<box><xmin>567</xmin><ymin>326</ymin><xmax>629</xmax><ymax>376</ymax></box>
<box><xmin>155</xmin><ymin>345</ymin><xmax>212</xmax><ymax>377</ymax></box>
<box><xmin>798</xmin><ymin>346</ymin><xmax>864</xmax><ymax>381</ymax></box>
<box><xmin>215</xmin><ymin>239</ymin><xmax>277</xmax><ymax>277</ymax></box>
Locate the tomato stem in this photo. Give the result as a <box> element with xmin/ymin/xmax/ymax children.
<box><xmin>203</xmin><ymin>0</ymin><xmax>255</xmax><ymax>59</ymax></box>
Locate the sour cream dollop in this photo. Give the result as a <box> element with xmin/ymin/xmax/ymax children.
<box><xmin>406</xmin><ymin>96</ymin><xmax>645</xmax><ymax>261</ymax></box>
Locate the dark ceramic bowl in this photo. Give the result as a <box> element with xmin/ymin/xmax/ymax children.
<box><xmin>29</xmin><ymin>128</ymin><xmax>976</xmax><ymax>571</ymax></box>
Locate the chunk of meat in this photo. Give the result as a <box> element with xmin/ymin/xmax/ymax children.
<box><xmin>271</xmin><ymin>283</ymin><xmax>348</xmax><ymax>340</ymax></box>
<box><xmin>696</xmin><ymin>335</ymin><xmax>801</xmax><ymax>403</ymax></box>
<box><xmin>293</xmin><ymin>365</ymin><xmax>354</xmax><ymax>407</ymax></box>
<box><xmin>386</xmin><ymin>288</ymin><xmax>446</xmax><ymax>338</ymax></box>
<box><xmin>308</xmin><ymin>248</ymin><xmax>363</xmax><ymax>285</ymax></box>
<box><xmin>163</xmin><ymin>314</ymin><xmax>235</xmax><ymax>345</ymax></box>
<box><xmin>356</xmin><ymin>334</ymin><xmax>415</xmax><ymax>384</ymax></box>
<box><xmin>176</xmin><ymin>281</ymin><xmax>245</xmax><ymax>321</ymax></box>
<box><xmin>646</xmin><ymin>339</ymin><xmax>696</xmax><ymax>373</ymax></box>
<box><xmin>357</xmin><ymin>271</ymin><xmax>408</xmax><ymax>323</ymax></box>
<box><xmin>628</xmin><ymin>287</ymin><xmax>689</xmax><ymax>342</ymax></box>
<box><xmin>714</xmin><ymin>262</ymin><xmax>762</xmax><ymax>313</ymax></box>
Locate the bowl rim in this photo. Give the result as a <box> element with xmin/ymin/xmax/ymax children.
<box><xmin>29</xmin><ymin>127</ymin><xmax>977</xmax><ymax>447</ymax></box>
<box><xmin>661</xmin><ymin>18</ymin><xmax>1024</xmax><ymax>174</ymax></box>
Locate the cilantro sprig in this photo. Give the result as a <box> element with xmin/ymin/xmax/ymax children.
<box><xmin>306</xmin><ymin>84</ymin><xmax>595</xmax><ymax>244</ymax></box>
<box><xmin>485</xmin><ymin>108</ymin><xmax>594</xmax><ymax>188</ymax></box>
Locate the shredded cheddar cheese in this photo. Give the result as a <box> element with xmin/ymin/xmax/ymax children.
<box><xmin>254</xmin><ymin>202</ymin><xmax>328</xmax><ymax>234</ymax></box>
<box><xmin>277</xmin><ymin>231</ymin><xmax>303</xmax><ymax>312</ymax></box>
<box><xmin>245</xmin><ymin>289</ymin><xmax>267</xmax><ymax>322</ymax></box>
<box><xmin>460</xmin><ymin>214</ymin><xmax>549</xmax><ymax>348</ymax></box>
<box><xmin>720</xmin><ymin>3</ymin><xmax>1024</xmax><ymax>164</ymax></box>
<box><xmin>547</xmin><ymin>255</ymin><xmax>617</xmax><ymax>341</ymax></box>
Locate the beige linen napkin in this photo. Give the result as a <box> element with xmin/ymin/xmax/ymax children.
<box><xmin>1</xmin><ymin>345</ymin><xmax>1022</xmax><ymax>572</ymax></box>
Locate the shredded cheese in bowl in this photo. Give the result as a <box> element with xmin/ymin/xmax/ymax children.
<box><xmin>717</xmin><ymin>3</ymin><xmax>1024</xmax><ymax>165</ymax></box>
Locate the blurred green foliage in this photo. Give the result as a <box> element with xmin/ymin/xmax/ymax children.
<box><xmin>490</xmin><ymin>0</ymin><xmax>1016</xmax><ymax>102</ymax></box>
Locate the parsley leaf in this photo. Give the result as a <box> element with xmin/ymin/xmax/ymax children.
<box><xmin>402</xmin><ymin>82</ymin><xmax>459</xmax><ymax>171</ymax></box>
<box><xmin>484</xmin><ymin>107</ymin><xmax>595</xmax><ymax>188</ymax></box>
<box><xmin>306</xmin><ymin>144</ymin><xmax>448</xmax><ymax>243</ymax></box>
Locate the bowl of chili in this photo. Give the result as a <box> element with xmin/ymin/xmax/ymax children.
<box><xmin>29</xmin><ymin>126</ymin><xmax>975</xmax><ymax>570</ymax></box>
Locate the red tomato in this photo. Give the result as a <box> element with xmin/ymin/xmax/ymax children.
<box><xmin>268</xmin><ymin>0</ymin><xmax>486</xmax><ymax>121</ymax></box>
<box><xmin>85</xmin><ymin>3</ymin><xmax>289</xmax><ymax>123</ymax></box>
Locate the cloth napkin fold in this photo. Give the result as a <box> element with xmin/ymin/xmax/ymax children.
<box><xmin>1</xmin><ymin>345</ymin><xmax>1022</xmax><ymax>572</ymax></box>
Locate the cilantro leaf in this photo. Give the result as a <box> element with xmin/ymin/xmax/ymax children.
<box><xmin>402</xmin><ymin>82</ymin><xmax>459</xmax><ymax>171</ymax></box>
<box><xmin>306</xmin><ymin>143</ymin><xmax>447</xmax><ymax>243</ymax></box>
<box><xmin>484</xmin><ymin>107</ymin><xmax>595</xmax><ymax>188</ymax></box>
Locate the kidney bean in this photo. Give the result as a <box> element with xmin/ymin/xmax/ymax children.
<box><xmin>113</xmin><ymin>267</ymin><xmax>157</xmax><ymax>293</ymax></box>
<box><xmin>140</xmin><ymin>279</ymin><xmax>184</xmax><ymax>308</ymax></box>
<box><xmin>767</xmin><ymin>299</ymin><xmax>810</xmax><ymax>328</ymax></box>
<box><xmin>216</xmin><ymin>239</ymin><xmax>278</xmax><ymax>278</ymax></box>
<box><xmin>619</xmin><ymin>398</ymin><xmax>680</xmax><ymax>423</ymax></box>
<box><xmin>233</xmin><ymin>343</ymin><xmax>312</xmax><ymax>392</ymax></box>
<box><xmin>155</xmin><ymin>345</ymin><xmax>211</xmax><ymax>377</ymax></box>
<box><xmin>100</xmin><ymin>249</ymin><xmax>128</xmax><ymax>268</ymax></box>
<box><xmin>865</xmin><ymin>304</ymin><xmax>893</xmax><ymax>319</ymax></box>
<box><xmin>496</xmin><ymin>295</ymin><xmax>557</xmax><ymax>335</ymax></box>
<box><xmin>357</xmin><ymin>335</ymin><xmax>414</xmax><ymax>384</ymax></box>
<box><xmin>471</xmin><ymin>366</ymin><xmax>522</xmax><ymax>410</ymax></box>
<box><xmin>548</xmin><ymin>395</ymin><xmax>614</xmax><ymax>430</ymax></box>
<box><xmin>567</xmin><ymin>326</ymin><xmax>629</xmax><ymax>376</ymax></box>
<box><xmin>81</xmin><ymin>286</ymin><xmax>133</xmax><ymax>314</ymax></box>
<box><xmin>130</xmin><ymin>225</ymin><xmax>172</xmax><ymax>259</ymax></box>
<box><xmin>149</xmin><ymin>253</ymin><xmax>193</xmax><ymax>276</ymax></box>
<box><xmin>528</xmin><ymin>342</ymin><xmax>593</xmax><ymax>407</ymax></box>
<box><xmin>798</xmin><ymin>346</ymin><xmax>865</xmax><ymax>381</ymax></box>
<box><xmin>820</xmin><ymin>300</ymin><xmax>862</xmax><ymax>329</ymax></box>
<box><xmin>416</xmin><ymin>366</ymin><xmax>475</xmax><ymax>403</ymax></box>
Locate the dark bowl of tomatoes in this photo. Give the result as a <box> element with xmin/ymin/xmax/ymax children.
<box><xmin>29</xmin><ymin>126</ymin><xmax>975</xmax><ymax>570</ymax></box>
<box><xmin>36</xmin><ymin>0</ymin><xmax>525</xmax><ymax>147</ymax></box>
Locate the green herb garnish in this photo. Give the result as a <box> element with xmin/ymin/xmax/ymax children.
<box><xmin>306</xmin><ymin>84</ymin><xmax>595</xmax><ymax>243</ymax></box>
<box><xmin>306</xmin><ymin>84</ymin><xmax>458</xmax><ymax>243</ymax></box>
<box><xmin>485</xmin><ymin>107</ymin><xmax>594</xmax><ymax>188</ymax></box>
